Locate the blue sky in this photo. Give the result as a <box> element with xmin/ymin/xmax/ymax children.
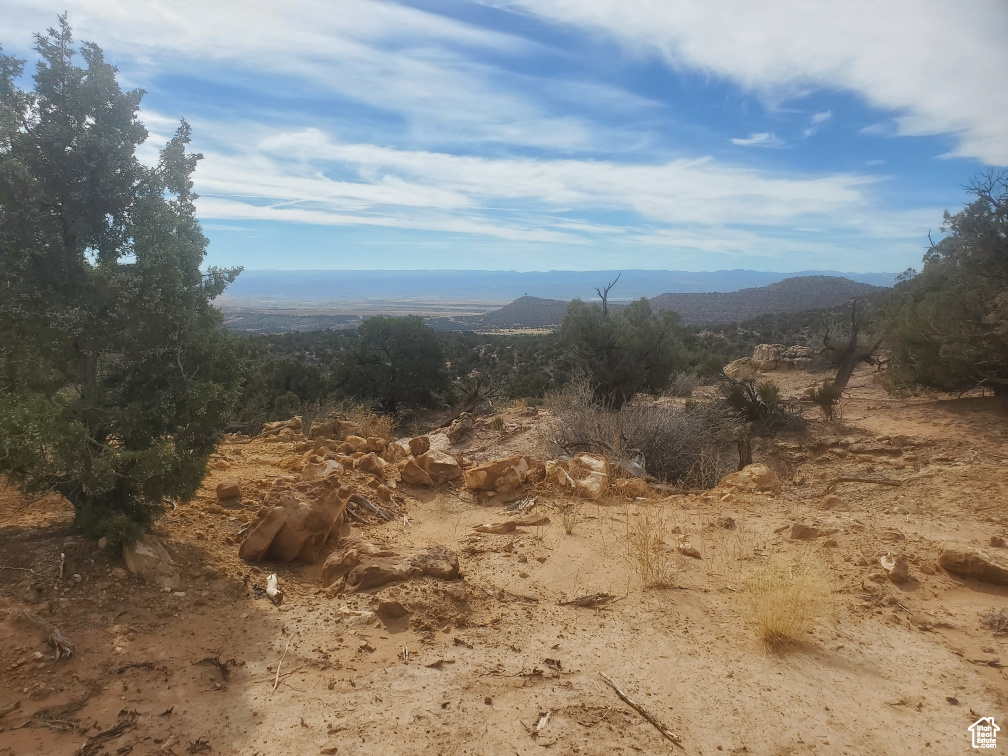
<box><xmin>4</xmin><ymin>1</ymin><xmax>1007</xmax><ymax>273</ymax></box>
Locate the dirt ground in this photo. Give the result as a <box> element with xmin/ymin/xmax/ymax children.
<box><xmin>1</xmin><ymin>364</ymin><xmax>1007</xmax><ymax>755</ymax></box>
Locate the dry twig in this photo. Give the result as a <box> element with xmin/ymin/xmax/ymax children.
<box><xmin>599</xmin><ymin>673</ymin><xmax>681</xmax><ymax>746</ymax></box>
<box><xmin>272</xmin><ymin>632</ymin><xmax>297</xmax><ymax>693</ymax></box>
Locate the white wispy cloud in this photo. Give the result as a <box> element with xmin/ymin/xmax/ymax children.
<box><xmin>493</xmin><ymin>0</ymin><xmax>1008</xmax><ymax>164</ymax></box>
<box><xmin>731</xmin><ymin>132</ymin><xmax>782</xmax><ymax>147</ymax></box>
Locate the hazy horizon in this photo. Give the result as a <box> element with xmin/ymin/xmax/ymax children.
<box><xmin>218</xmin><ymin>268</ymin><xmax>895</xmax><ymax>306</ymax></box>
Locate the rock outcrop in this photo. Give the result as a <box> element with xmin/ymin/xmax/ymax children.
<box><xmin>939</xmin><ymin>548</ymin><xmax>1008</xmax><ymax>586</ymax></box>
<box><xmin>239</xmin><ymin>476</ymin><xmax>351</xmax><ymax>564</ymax></box>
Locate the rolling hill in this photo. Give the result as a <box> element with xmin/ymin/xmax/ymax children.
<box><xmin>475</xmin><ymin>275</ymin><xmax>886</xmax><ymax>329</ymax></box>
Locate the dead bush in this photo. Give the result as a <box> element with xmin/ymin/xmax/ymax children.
<box><xmin>667</xmin><ymin>372</ymin><xmax>700</xmax><ymax>398</ymax></box>
<box><xmin>980</xmin><ymin>608</ymin><xmax>1008</xmax><ymax>634</ymax></box>
<box><xmin>744</xmin><ymin>550</ymin><xmax>831</xmax><ymax>650</ymax></box>
<box><xmin>541</xmin><ymin>375</ymin><xmax>735</xmax><ymax>484</ymax></box>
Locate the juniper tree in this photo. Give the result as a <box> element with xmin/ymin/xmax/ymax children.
<box><xmin>0</xmin><ymin>17</ymin><xmax>241</xmax><ymax>542</ymax></box>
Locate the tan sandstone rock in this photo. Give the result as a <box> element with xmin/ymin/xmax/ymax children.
<box><xmin>939</xmin><ymin>548</ymin><xmax>1008</xmax><ymax>586</ymax></box>
<box><xmin>239</xmin><ymin>476</ymin><xmax>350</xmax><ymax>564</ymax></box>
<box><xmin>447</xmin><ymin>412</ymin><xmax>475</xmax><ymax>444</ymax></box>
<box><xmin>321</xmin><ymin>538</ymin><xmax>460</xmax><ymax>591</ymax></box>
<box><xmin>300</xmin><ymin>457</ymin><xmax>344</xmax><ymax>482</ymax></box>
<box><xmin>408</xmin><ymin>435</ymin><xmax>431</xmax><ymax>456</ymax></box>
<box><xmin>718</xmin><ymin>463</ymin><xmax>781</xmax><ymax>495</ymax></box>
<box><xmin>416</xmin><ymin>450</ymin><xmax>463</xmax><ymax>485</ymax></box>
<box><xmin>463</xmin><ymin>455</ymin><xmax>546</xmax><ymax>492</ymax></box>
<box><xmin>399</xmin><ymin>457</ymin><xmax>434</xmax><ymax>487</ymax></box>
<box><xmin>216</xmin><ymin>478</ymin><xmax>241</xmax><ymax>500</ymax></box>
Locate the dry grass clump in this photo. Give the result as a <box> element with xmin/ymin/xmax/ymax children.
<box><xmin>623</xmin><ymin>503</ymin><xmax>678</xmax><ymax>589</ymax></box>
<box><xmin>344</xmin><ymin>404</ymin><xmax>395</xmax><ymax>441</ymax></box>
<box><xmin>744</xmin><ymin>550</ymin><xmax>832</xmax><ymax>650</ymax></box>
<box><xmin>558</xmin><ymin>501</ymin><xmax>582</xmax><ymax>534</ymax></box>
<box><xmin>980</xmin><ymin>608</ymin><xmax>1008</xmax><ymax>634</ymax></box>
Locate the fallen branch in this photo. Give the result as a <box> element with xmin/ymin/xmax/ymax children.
<box><xmin>559</xmin><ymin>592</ymin><xmax>622</xmax><ymax>608</ymax></box>
<box><xmin>22</xmin><ymin>611</ymin><xmax>75</xmax><ymax>660</ymax></box>
<box><xmin>77</xmin><ymin>710</ymin><xmax>139</xmax><ymax>756</ymax></box>
<box><xmin>272</xmin><ymin>632</ymin><xmax>297</xmax><ymax>693</ymax></box>
<box><xmin>349</xmin><ymin>494</ymin><xmax>392</xmax><ymax>521</ymax></box>
<box><xmin>824</xmin><ymin>476</ymin><xmax>916</xmax><ymax>494</ymax></box>
<box><xmin>599</xmin><ymin>673</ymin><xmax>681</xmax><ymax>746</ymax></box>
<box><xmin>0</xmin><ymin>700</ymin><xmax>22</xmax><ymax>719</ymax></box>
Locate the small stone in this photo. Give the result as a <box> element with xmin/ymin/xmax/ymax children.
<box><xmin>216</xmin><ymin>478</ymin><xmax>242</xmax><ymax>501</ymax></box>
<box><xmin>97</xmin><ymin>537</ymin><xmax>108</xmax><ymax>551</ymax></box>
<box><xmin>517</xmin><ymin>555</ymin><xmax>528</xmax><ymax>563</ymax></box>
<box><xmin>484</xmin><ymin>696</ymin><xmax>493</xmax><ymax>705</ymax></box>
<box><xmin>991</xmin><ymin>536</ymin><xmax>1006</xmax><ymax>548</ymax></box>
<box><xmin>880</xmin><ymin>555</ymin><xmax>911</xmax><ymax>584</ymax></box>
<box><xmin>519</xmin><ymin>571</ymin><xmax>530</xmax><ymax>578</ymax></box>
<box><xmin>791</xmin><ymin>522</ymin><xmax>822</xmax><ymax>541</ymax></box>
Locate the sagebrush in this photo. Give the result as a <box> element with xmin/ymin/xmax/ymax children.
<box><xmin>542</xmin><ymin>375</ymin><xmax>735</xmax><ymax>484</ymax></box>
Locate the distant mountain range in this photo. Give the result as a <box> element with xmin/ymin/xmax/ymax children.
<box><xmin>219</xmin><ymin>272</ymin><xmax>891</xmax><ymax>333</ymax></box>
<box><xmin>447</xmin><ymin>275</ymin><xmax>885</xmax><ymax>329</ymax></box>
<box><xmin>218</xmin><ymin>268</ymin><xmax>895</xmax><ymax>306</ymax></box>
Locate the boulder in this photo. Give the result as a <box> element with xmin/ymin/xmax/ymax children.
<box><xmin>399</xmin><ymin>457</ymin><xmax>434</xmax><ymax>487</ymax></box>
<box><xmin>718</xmin><ymin>463</ymin><xmax>781</xmax><ymax>495</ymax></box>
<box><xmin>260</xmin><ymin>416</ymin><xmax>302</xmax><ymax>437</ymax></box>
<box><xmin>384</xmin><ymin>441</ymin><xmax>410</xmax><ymax>464</ymax></box>
<box><xmin>355</xmin><ymin>452</ymin><xmax>395</xmax><ymax>481</ymax></box>
<box><xmin>300</xmin><ymin>457</ymin><xmax>344</xmax><ymax>482</ymax></box>
<box><xmin>123</xmin><ymin>534</ymin><xmax>181</xmax><ymax>590</ymax></box>
<box><xmin>723</xmin><ymin>358</ymin><xmax>760</xmax><ymax>381</ymax></box>
<box><xmin>447</xmin><ymin>412</ymin><xmax>475</xmax><ymax>444</ymax></box>
<box><xmin>342</xmin><ymin>435</ymin><xmax>369</xmax><ymax>454</ymax></box>
<box><xmin>463</xmin><ymin>455</ymin><xmax>546</xmax><ymax>492</ymax></box>
<box><xmin>321</xmin><ymin>538</ymin><xmax>460</xmax><ymax>591</ymax></box>
<box><xmin>262</xmin><ymin>427</ymin><xmax>300</xmax><ymax>443</ymax></box>
<box><xmin>416</xmin><ymin>450</ymin><xmax>463</xmax><ymax>485</ymax></box>
<box><xmin>408</xmin><ymin>435</ymin><xmax>431</xmax><ymax>456</ymax></box>
<box><xmin>239</xmin><ymin>476</ymin><xmax>350</xmax><ymax>564</ymax></box>
<box><xmin>613</xmin><ymin>477</ymin><xmax>653</xmax><ymax>499</ymax></box>
<box><xmin>216</xmin><ymin>478</ymin><xmax>242</xmax><ymax>501</ymax></box>
<box><xmin>366</xmin><ymin>436</ymin><xmax>388</xmax><ymax>453</ymax></box>
<box><xmin>307</xmin><ymin>418</ymin><xmax>337</xmax><ymax>441</ymax></box>
<box><xmin>938</xmin><ymin>548</ymin><xmax>1008</xmax><ymax>586</ymax></box>
<box><xmin>752</xmin><ymin>344</ymin><xmax>785</xmax><ymax>371</ymax></box>
<box><xmin>545</xmin><ymin>455</ymin><xmax>609</xmax><ymax>500</ymax></box>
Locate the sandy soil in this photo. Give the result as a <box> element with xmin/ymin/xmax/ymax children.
<box><xmin>1</xmin><ymin>364</ymin><xmax>1007</xmax><ymax>755</ymax></box>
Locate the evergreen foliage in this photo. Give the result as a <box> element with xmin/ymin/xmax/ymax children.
<box><xmin>0</xmin><ymin>18</ymin><xmax>241</xmax><ymax>537</ymax></box>
<box><xmin>560</xmin><ymin>297</ymin><xmax>684</xmax><ymax>408</ymax></box>
<box><xmin>881</xmin><ymin>171</ymin><xmax>1008</xmax><ymax>394</ymax></box>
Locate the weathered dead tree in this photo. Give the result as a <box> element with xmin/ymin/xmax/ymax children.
<box><xmin>595</xmin><ymin>272</ymin><xmax>621</xmax><ymax>317</ymax></box>
<box><xmin>822</xmin><ymin>300</ymin><xmax>882</xmax><ymax>393</ymax></box>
